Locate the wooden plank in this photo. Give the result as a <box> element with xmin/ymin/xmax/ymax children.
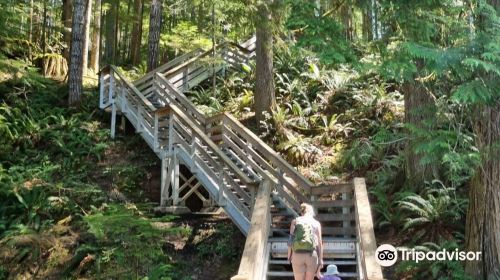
<box><xmin>322</xmin><ymin>226</ymin><xmax>357</xmax><ymax>236</ymax></box>
<box><xmin>231</xmin><ymin>180</ymin><xmax>271</xmax><ymax>280</ymax></box>
<box><xmin>134</xmin><ymin>48</ymin><xmax>204</xmax><ymax>86</ymax></box>
<box><xmin>169</xmin><ymin>64</ymin><xmax>205</xmax><ymax>86</ymax></box>
<box><xmin>223</xmin><ymin>126</ymin><xmax>275</xmax><ymax>173</ymax></box>
<box><xmin>311</xmin><ymin>183</ymin><xmax>353</xmax><ymax>195</ymax></box>
<box><xmin>316</xmin><ymin>213</ymin><xmax>355</xmax><ymax>222</ymax></box>
<box><xmin>312</xmin><ymin>200</ymin><xmax>354</xmax><ymax>208</ymax></box>
<box><xmin>354</xmin><ymin>177</ymin><xmax>384</xmax><ymax>280</ymax></box>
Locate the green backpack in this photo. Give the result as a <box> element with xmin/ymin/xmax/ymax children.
<box><xmin>292</xmin><ymin>218</ymin><xmax>316</xmax><ymax>252</ymax></box>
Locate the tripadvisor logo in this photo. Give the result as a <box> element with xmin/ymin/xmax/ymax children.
<box><xmin>375</xmin><ymin>244</ymin><xmax>482</xmax><ymax>267</ymax></box>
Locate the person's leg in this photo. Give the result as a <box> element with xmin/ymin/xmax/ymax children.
<box><xmin>291</xmin><ymin>253</ymin><xmax>307</xmax><ymax>280</ymax></box>
<box><xmin>304</xmin><ymin>251</ymin><xmax>319</xmax><ymax>280</ymax></box>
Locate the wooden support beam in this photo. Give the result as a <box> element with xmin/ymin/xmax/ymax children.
<box><xmin>160</xmin><ymin>157</ymin><xmax>169</xmax><ymax>207</ymax></box>
<box><xmin>110</xmin><ymin>102</ymin><xmax>117</xmax><ymax>139</ymax></box>
<box><xmin>171</xmin><ymin>153</ymin><xmax>180</xmax><ymax>206</ymax></box>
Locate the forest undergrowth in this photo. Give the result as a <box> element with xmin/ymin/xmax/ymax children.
<box><xmin>0</xmin><ymin>55</ymin><xmax>243</xmax><ymax>280</ymax></box>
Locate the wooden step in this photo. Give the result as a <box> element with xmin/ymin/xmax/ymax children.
<box><xmin>267</xmin><ymin>271</ymin><xmax>358</xmax><ymax>278</ymax></box>
<box><xmin>311</xmin><ymin>183</ymin><xmax>353</xmax><ymax>195</ymax></box>
<box><xmin>268</xmin><ymin>259</ymin><xmax>357</xmax><ymax>266</ymax></box>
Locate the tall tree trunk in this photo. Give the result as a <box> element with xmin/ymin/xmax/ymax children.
<box><xmin>41</xmin><ymin>0</ymin><xmax>47</xmax><ymax>56</ymax></box>
<box><xmin>29</xmin><ymin>0</ymin><xmax>34</xmax><ymax>61</ymax></box>
<box><xmin>113</xmin><ymin>0</ymin><xmax>119</xmax><ymax>62</ymax></box>
<box><xmin>82</xmin><ymin>0</ymin><xmax>92</xmax><ymax>75</ymax></box>
<box><xmin>465</xmin><ymin>2</ymin><xmax>500</xmax><ymax>279</ymax></box>
<box><xmin>465</xmin><ymin>101</ymin><xmax>500</xmax><ymax>279</ymax></box>
<box><xmin>147</xmin><ymin>0</ymin><xmax>163</xmax><ymax>71</ymax></box>
<box><xmin>89</xmin><ymin>0</ymin><xmax>101</xmax><ymax>72</ymax></box>
<box><xmin>104</xmin><ymin>0</ymin><xmax>117</xmax><ymax>64</ymax></box>
<box><xmin>123</xmin><ymin>0</ymin><xmax>132</xmax><ymax>61</ymax></box>
<box><xmin>62</xmin><ymin>0</ymin><xmax>73</xmax><ymax>61</ymax></box>
<box><xmin>255</xmin><ymin>2</ymin><xmax>276</xmax><ymax>126</ymax></box>
<box><xmin>68</xmin><ymin>0</ymin><xmax>89</xmax><ymax>106</ymax></box>
<box><xmin>341</xmin><ymin>4</ymin><xmax>353</xmax><ymax>41</ymax></box>
<box><xmin>362</xmin><ymin>6</ymin><xmax>373</xmax><ymax>41</ymax></box>
<box><xmin>403</xmin><ymin>80</ymin><xmax>437</xmax><ymax>184</ymax></box>
<box><xmin>130</xmin><ymin>0</ymin><xmax>143</xmax><ymax>65</ymax></box>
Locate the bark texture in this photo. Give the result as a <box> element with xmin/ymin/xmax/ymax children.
<box><xmin>465</xmin><ymin>2</ymin><xmax>500</xmax><ymax>278</ymax></box>
<box><xmin>82</xmin><ymin>0</ymin><xmax>92</xmax><ymax>74</ymax></box>
<box><xmin>89</xmin><ymin>0</ymin><xmax>101</xmax><ymax>72</ymax></box>
<box><xmin>147</xmin><ymin>0</ymin><xmax>163</xmax><ymax>71</ymax></box>
<box><xmin>62</xmin><ymin>0</ymin><xmax>73</xmax><ymax>61</ymax></box>
<box><xmin>254</xmin><ymin>2</ymin><xmax>276</xmax><ymax>126</ymax></box>
<box><xmin>68</xmin><ymin>0</ymin><xmax>89</xmax><ymax>106</ymax></box>
<box><xmin>104</xmin><ymin>0</ymin><xmax>117</xmax><ymax>64</ymax></box>
<box><xmin>465</xmin><ymin>100</ymin><xmax>500</xmax><ymax>279</ymax></box>
<box><xmin>130</xmin><ymin>0</ymin><xmax>143</xmax><ymax>65</ymax></box>
<box><xmin>403</xmin><ymin>81</ymin><xmax>437</xmax><ymax>184</ymax></box>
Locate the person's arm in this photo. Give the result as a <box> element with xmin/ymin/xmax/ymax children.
<box><xmin>317</xmin><ymin>222</ymin><xmax>324</xmax><ymax>270</ymax></box>
<box><xmin>288</xmin><ymin>219</ymin><xmax>296</xmax><ymax>263</ymax></box>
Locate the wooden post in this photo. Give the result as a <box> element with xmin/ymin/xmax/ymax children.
<box><xmin>99</xmin><ymin>73</ymin><xmax>105</xmax><ymax>108</ymax></box>
<box><xmin>231</xmin><ymin>179</ymin><xmax>272</xmax><ymax>280</ymax></box>
<box><xmin>154</xmin><ymin>112</ymin><xmax>159</xmax><ymax>152</ymax></box>
<box><xmin>160</xmin><ymin>157</ymin><xmax>169</xmax><ymax>207</ymax></box>
<box><xmin>110</xmin><ymin>102</ymin><xmax>117</xmax><ymax>139</ymax></box>
<box><xmin>182</xmin><ymin>68</ymin><xmax>188</xmax><ymax>92</ymax></box>
<box><xmin>353</xmin><ymin>177</ymin><xmax>384</xmax><ymax>280</ymax></box>
<box><xmin>168</xmin><ymin>114</ymin><xmax>174</xmax><ymax>154</ymax></box>
<box><xmin>171</xmin><ymin>153</ymin><xmax>180</xmax><ymax>206</ymax></box>
<box><xmin>218</xmin><ymin>173</ymin><xmax>226</xmax><ymax>206</ymax></box>
<box><xmin>342</xmin><ymin>192</ymin><xmax>350</xmax><ymax>238</ymax></box>
<box><xmin>137</xmin><ymin>106</ymin><xmax>143</xmax><ymax>133</ymax></box>
<box><xmin>109</xmin><ymin>71</ymin><xmax>114</xmax><ymax>104</ymax></box>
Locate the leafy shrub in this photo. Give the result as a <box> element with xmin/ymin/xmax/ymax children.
<box><xmin>395</xmin><ymin>242</ymin><xmax>473</xmax><ymax>280</ymax></box>
<box><xmin>397</xmin><ymin>184</ymin><xmax>467</xmax><ymax>243</ymax></box>
<box><xmin>197</xmin><ymin>223</ymin><xmax>240</xmax><ymax>260</ymax></box>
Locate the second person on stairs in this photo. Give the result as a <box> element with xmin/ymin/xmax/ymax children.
<box><xmin>288</xmin><ymin>203</ymin><xmax>324</xmax><ymax>280</ymax></box>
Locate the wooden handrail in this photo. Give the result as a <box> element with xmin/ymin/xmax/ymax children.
<box><xmin>167</xmin><ymin>100</ymin><xmax>255</xmax><ymax>186</ymax></box>
<box><xmin>353</xmin><ymin>178</ymin><xmax>384</xmax><ymax>280</ymax></box>
<box><xmin>134</xmin><ymin>48</ymin><xmax>205</xmax><ymax>86</ymax></box>
<box><xmin>231</xmin><ymin>179</ymin><xmax>271</xmax><ymax>280</ymax></box>
<box><xmin>154</xmin><ymin>74</ymin><xmax>206</xmax><ymax>126</ymax></box>
<box><xmin>223</xmin><ymin>113</ymin><xmax>313</xmax><ymax>193</ymax></box>
<box><xmin>109</xmin><ymin>65</ymin><xmax>157</xmax><ymax>112</ymax></box>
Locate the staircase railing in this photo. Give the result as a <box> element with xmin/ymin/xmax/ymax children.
<box><xmin>155</xmin><ymin>104</ymin><xmax>257</xmax><ymax>221</ymax></box>
<box><xmin>206</xmin><ymin>113</ymin><xmax>313</xmax><ymax>213</ymax></box>
<box><xmin>231</xmin><ymin>179</ymin><xmax>272</xmax><ymax>280</ymax></box>
<box><xmin>100</xmin><ymin>64</ymin><xmax>259</xmax><ymax>233</ymax></box>
<box><xmin>353</xmin><ymin>178</ymin><xmax>384</xmax><ymax>280</ymax></box>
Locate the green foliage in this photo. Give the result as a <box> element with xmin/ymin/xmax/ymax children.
<box><xmin>397</xmin><ymin>183</ymin><xmax>467</xmax><ymax>243</ymax></box>
<box><xmin>285</xmin><ymin>0</ymin><xmax>356</xmax><ymax>64</ymax></box>
<box><xmin>161</xmin><ymin>22</ymin><xmax>211</xmax><ymax>54</ymax></box>
<box><xmin>395</xmin><ymin>242</ymin><xmax>473</xmax><ymax>280</ymax></box>
<box><xmin>83</xmin><ymin>203</ymin><xmax>189</xmax><ymax>278</ymax></box>
<box><xmin>197</xmin><ymin>223</ymin><xmax>239</xmax><ymax>260</ymax></box>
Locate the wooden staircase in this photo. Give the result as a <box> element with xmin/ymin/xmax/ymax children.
<box><xmin>99</xmin><ymin>37</ymin><xmax>383</xmax><ymax>280</ymax></box>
